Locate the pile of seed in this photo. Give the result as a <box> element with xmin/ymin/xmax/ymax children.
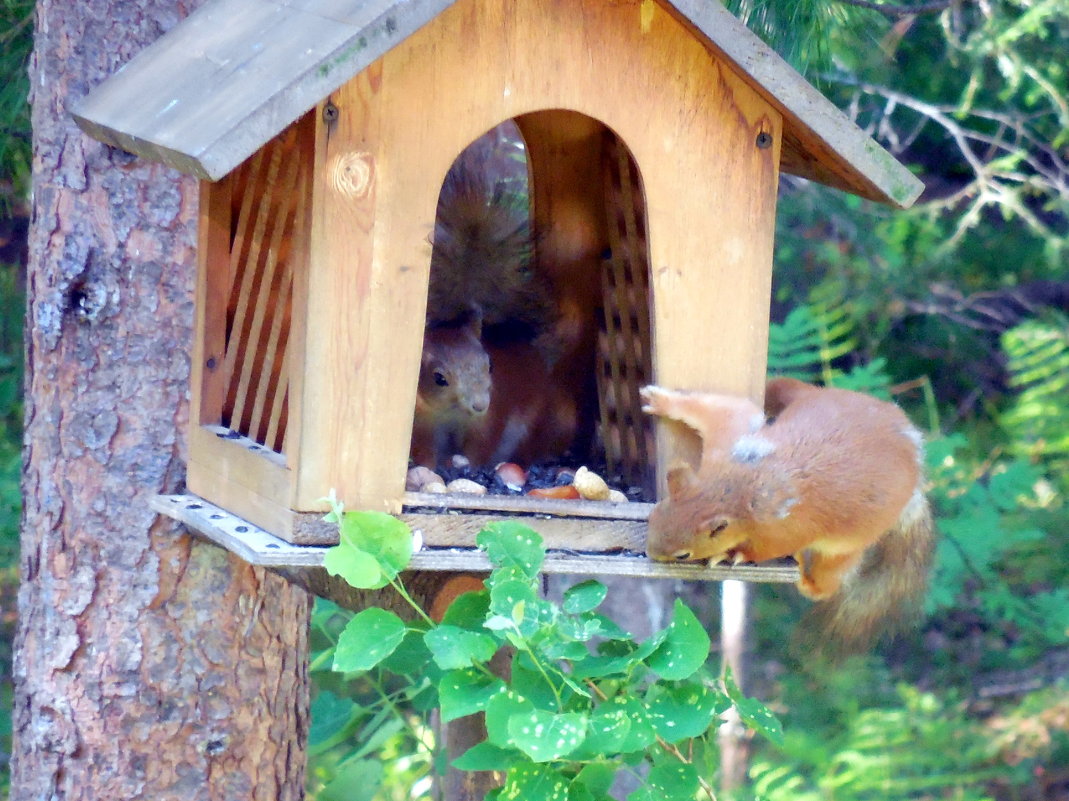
<box><xmin>406</xmin><ymin>457</ymin><xmax>649</xmax><ymax>502</ymax></box>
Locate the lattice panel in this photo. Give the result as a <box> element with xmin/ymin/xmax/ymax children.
<box><xmin>218</xmin><ymin>124</ymin><xmax>309</xmax><ymax>454</ymax></box>
<box><xmin>597</xmin><ymin>134</ymin><xmax>654</xmax><ymax>489</ymax></box>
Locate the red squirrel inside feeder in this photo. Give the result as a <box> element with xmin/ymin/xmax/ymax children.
<box><xmin>410</xmin><ymin>151</ymin><xmax>584</xmax><ymax>472</ymax></box>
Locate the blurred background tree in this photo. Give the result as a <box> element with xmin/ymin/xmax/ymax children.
<box><xmin>0</xmin><ymin>0</ymin><xmax>30</xmax><ymax>790</ymax></box>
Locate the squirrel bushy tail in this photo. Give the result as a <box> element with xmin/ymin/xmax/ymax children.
<box><xmin>798</xmin><ymin>490</ymin><xmax>936</xmax><ymax>657</ymax></box>
<box><xmin>428</xmin><ymin>154</ymin><xmax>556</xmax><ymax>342</ymax></box>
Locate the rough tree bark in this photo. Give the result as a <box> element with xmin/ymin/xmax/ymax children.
<box><xmin>11</xmin><ymin>1</ymin><xmax>311</xmax><ymax>798</ymax></box>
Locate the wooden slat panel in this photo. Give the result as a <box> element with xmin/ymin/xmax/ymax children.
<box><xmin>186</xmin><ymin>426</ymin><xmax>295</xmax><ymax>538</ymax></box>
<box><xmin>225</xmin><ymin>143</ymin><xmax>283</xmax><ymax>429</ymax></box>
<box><xmin>264</xmin><ymin>347</ymin><xmax>290</xmax><ymax>454</ymax></box>
<box><xmin>599</xmin><ymin>133</ymin><xmax>653</xmax><ymax>488</ymax></box>
<box><xmin>199</xmin><ymin>120</ymin><xmax>310</xmax><ymax>454</ymax></box>
<box><xmin>405</xmin><ymin>513</ymin><xmax>648</xmax><ymax>552</ymax></box>
<box><xmin>153</xmin><ymin>494</ymin><xmax>801</xmax><ymax>584</ymax></box>
<box><xmin>262</xmin><ymin>123</ymin><xmax>314</xmax><ymax>453</ymax></box>
<box><xmin>193</xmin><ymin>177</ymin><xmax>234</xmax><ymax>427</ymax></box>
<box><xmin>265</xmin><ymin>112</ymin><xmax>314</xmax><ymax>455</ymax></box>
<box><xmin>238</xmin><ymin>138</ymin><xmax>301</xmax><ymax>442</ymax></box>
<box><xmin>403</xmin><ymin>492</ymin><xmax>653</xmax><ymax>521</ymax></box>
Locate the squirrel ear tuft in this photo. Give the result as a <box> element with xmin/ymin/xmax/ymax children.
<box><xmin>463</xmin><ymin>304</ymin><xmax>484</xmax><ymax>338</ymax></box>
<box><xmin>665</xmin><ymin>465</ymin><xmax>697</xmax><ymax>498</ymax></box>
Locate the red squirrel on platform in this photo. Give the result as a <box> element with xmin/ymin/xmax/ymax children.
<box><xmin>641</xmin><ymin>378</ymin><xmax>935</xmax><ymax>651</ymax></box>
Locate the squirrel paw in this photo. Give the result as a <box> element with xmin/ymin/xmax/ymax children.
<box><xmin>639</xmin><ymin>385</ymin><xmax>680</xmax><ymax>417</ymax></box>
<box><xmin>796</xmin><ymin>573</ymin><xmax>840</xmax><ymax>601</ymax></box>
<box><xmin>707</xmin><ymin>548</ymin><xmax>752</xmax><ymax>567</ymax></box>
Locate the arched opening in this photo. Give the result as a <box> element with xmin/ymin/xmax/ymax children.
<box><xmin>410</xmin><ymin>110</ymin><xmax>654</xmax><ymax>497</ymax></box>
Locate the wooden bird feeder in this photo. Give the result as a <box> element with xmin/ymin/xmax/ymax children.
<box><xmin>73</xmin><ymin>0</ymin><xmax>921</xmax><ymax>577</ymax></box>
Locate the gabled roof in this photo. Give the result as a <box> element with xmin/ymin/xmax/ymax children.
<box><xmin>72</xmin><ymin>0</ymin><xmax>923</xmax><ymax>207</ymax></box>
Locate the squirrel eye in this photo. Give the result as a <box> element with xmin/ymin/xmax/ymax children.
<box><xmin>433</xmin><ymin>371</ymin><xmax>449</xmax><ymax>387</ymax></box>
<box><xmin>707</xmin><ymin>521</ymin><xmax>728</xmax><ymax>537</ymax></box>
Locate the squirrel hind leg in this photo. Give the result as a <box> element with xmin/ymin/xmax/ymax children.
<box><xmin>795</xmin><ymin>548</ymin><xmax>864</xmax><ymax>601</ymax></box>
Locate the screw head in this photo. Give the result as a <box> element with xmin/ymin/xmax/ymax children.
<box><xmin>756</xmin><ymin>131</ymin><xmax>773</xmax><ymax>149</ymax></box>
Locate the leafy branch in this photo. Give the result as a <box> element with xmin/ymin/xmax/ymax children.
<box><xmin>833</xmin><ymin>0</ymin><xmax>955</xmax><ymax>16</ymax></box>
<box><xmin>832</xmin><ymin>77</ymin><xmax>1068</xmax><ymax>253</ymax></box>
<box><xmin>313</xmin><ymin>511</ymin><xmax>786</xmax><ymax>800</ymax></box>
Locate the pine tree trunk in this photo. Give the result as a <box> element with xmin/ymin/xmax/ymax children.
<box><xmin>11</xmin><ymin>2</ymin><xmax>311</xmax><ymax>798</ymax></box>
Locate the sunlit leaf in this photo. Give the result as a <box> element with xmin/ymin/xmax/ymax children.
<box><xmin>333</xmin><ymin>608</ymin><xmax>406</xmax><ymax>672</ymax></box>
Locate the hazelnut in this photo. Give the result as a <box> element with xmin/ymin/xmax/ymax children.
<box><xmin>407</xmin><ymin>465</ymin><xmax>444</xmax><ymax>492</ymax></box>
<box><xmin>494</xmin><ymin>462</ymin><xmax>527</xmax><ymax>491</ymax></box>
<box><xmin>572</xmin><ymin>466</ymin><xmax>611</xmax><ymax>501</ymax></box>
<box><xmin>446</xmin><ymin>478</ymin><xmax>487</xmax><ymax>495</ymax></box>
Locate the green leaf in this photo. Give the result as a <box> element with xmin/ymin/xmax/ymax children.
<box><xmin>438</xmin><ymin>669</ymin><xmax>505</xmax><ymax>722</ymax></box>
<box><xmin>563</xmin><ymin>580</ymin><xmax>608</xmax><ymax>613</ymax></box>
<box><xmin>489</xmin><ymin>578</ymin><xmax>538</xmax><ymax>619</ymax></box>
<box><xmin>571</xmin><ymin>705</ymin><xmax>632</xmax><ymax>759</ymax></box>
<box><xmin>485</xmin><ymin>689</ymin><xmax>537</xmax><ymax>746</ymax></box>
<box><xmin>338</xmin><ymin>510</ymin><xmax>414</xmax><ymax>576</ymax></box>
<box><xmin>476</xmin><ymin>521</ymin><xmax>545</xmax><ymax>579</ymax></box>
<box><xmin>507</xmin><ymin>709</ymin><xmax>588</xmax><ymax>762</ymax></box>
<box><xmin>307</xmin><ymin>692</ymin><xmax>361</xmax><ymax>753</ymax></box>
<box><xmin>602</xmin><ymin>696</ymin><xmax>657</xmax><ymax>753</ymax></box>
<box><xmin>556</xmin><ymin>612</ymin><xmax>604</xmax><ymax>643</ymax></box>
<box><xmin>333</xmin><ymin>608</ymin><xmax>406</xmax><ymax>672</ymax></box>
<box><xmin>569</xmin><ymin>781</ymin><xmax>597</xmax><ymax>801</ymax></box>
<box><xmin>322</xmin><ymin>545</ymin><xmax>382</xmax><ymax>589</ymax></box>
<box><xmin>406</xmin><ymin>676</ymin><xmax>439</xmax><ymax>713</ymax></box>
<box><xmin>588</xmin><ymin>614</ymin><xmax>631</xmax><ymax>640</ymax></box>
<box><xmin>574</xmin><ymin>762</ymin><xmax>619</xmax><ymax>796</ymax></box>
<box><xmin>424</xmin><ymin>625</ymin><xmax>499</xmax><ymax>670</ymax></box>
<box><xmin>351</xmin><ymin>714</ymin><xmax>405</xmax><ymax>761</ymax></box>
<box><xmin>646</xmin><ymin>600</ymin><xmax>710</xmax><ymax>680</ymax></box>
<box><xmin>723</xmin><ymin>670</ymin><xmax>784</xmax><ymax>746</ymax></box>
<box><xmin>542</xmin><ymin>639</ymin><xmax>592</xmax><ymax>661</ymax></box>
<box><xmin>378</xmin><ymin>629</ymin><xmax>432</xmax><ymax>675</ymax></box>
<box><xmin>500</xmin><ymin>764</ymin><xmax>571</xmax><ymax>801</ymax></box>
<box><xmin>317</xmin><ymin>757</ymin><xmax>383</xmax><ymax>801</ymax></box>
<box><xmin>572</xmin><ymin>640</ymin><xmax>645</xmax><ymax>679</ymax></box>
<box><xmin>440</xmin><ymin>589</ymin><xmax>490</xmax><ymax>630</ymax></box>
<box><xmin>452</xmin><ymin>741</ymin><xmax>522</xmax><ymax>772</ymax></box>
<box><xmin>310</xmin><ymin>598</ymin><xmax>349</xmax><ymax>641</ymax></box>
<box><xmin>629</xmin><ymin>761</ymin><xmax>700</xmax><ymax>801</ymax></box>
<box><xmin>647</xmin><ymin>682</ymin><xmax>729</xmax><ymax>742</ymax></box>
<box><xmin>511</xmin><ymin>650</ymin><xmax>573</xmax><ymax>710</ymax></box>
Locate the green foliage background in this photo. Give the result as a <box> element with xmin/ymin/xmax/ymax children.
<box><xmin>2</xmin><ymin>0</ymin><xmax>1069</xmax><ymax>798</ymax></box>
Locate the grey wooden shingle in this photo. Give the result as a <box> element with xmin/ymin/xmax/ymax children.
<box><xmin>72</xmin><ymin>0</ymin><xmax>458</xmax><ymax>180</ymax></box>
<box><xmin>72</xmin><ymin>0</ymin><xmax>923</xmax><ymax>206</ymax></box>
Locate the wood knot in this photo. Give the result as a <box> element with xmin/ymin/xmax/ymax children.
<box><xmin>328</xmin><ymin>151</ymin><xmax>374</xmax><ymax>198</ymax></box>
